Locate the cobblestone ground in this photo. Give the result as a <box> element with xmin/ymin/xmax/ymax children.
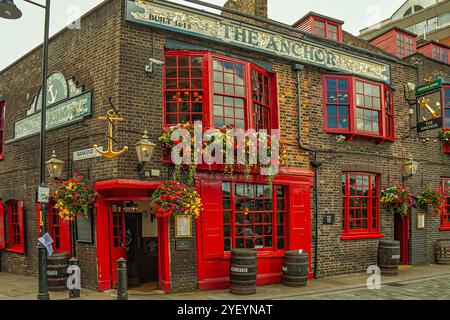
<box><xmin>277</xmin><ymin>275</ymin><xmax>450</xmax><ymax>300</ymax></box>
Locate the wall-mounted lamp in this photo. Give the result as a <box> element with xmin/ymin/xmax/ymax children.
<box><xmin>45</xmin><ymin>150</ymin><xmax>65</xmax><ymax>180</ymax></box>
<box><xmin>135</xmin><ymin>130</ymin><xmax>156</xmax><ymax>179</ymax></box>
<box><xmin>402</xmin><ymin>155</ymin><xmax>418</xmax><ymax>183</ymax></box>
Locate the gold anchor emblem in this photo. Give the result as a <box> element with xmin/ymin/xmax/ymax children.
<box><xmin>94</xmin><ymin>108</ymin><xmax>128</xmax><ymax>159</ymax></box>
<box><xmin>418</xmin><ymin>97</ymin><xmax>441</xmax><ymax>121</ymax></box>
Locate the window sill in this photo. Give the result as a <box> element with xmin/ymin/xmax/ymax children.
<box><xmin>5</xmin><ymin>247</ymin><xmax>25</xmax><ymax>254</ymax></box>
<box><xmin>341</xmin><ymin>233</ymin><xmax>384</xmax><ymax>241</ymax></box>
<box><xmin>439</xmin><ymin>226</ymin><xmax>450</xmax><ymax>231</ymax></box>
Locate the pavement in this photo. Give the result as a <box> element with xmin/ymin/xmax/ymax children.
<box><xmin>1</xmin><ymin>264</ymin><xmax>450</xmax><ymax>300</ymax></box>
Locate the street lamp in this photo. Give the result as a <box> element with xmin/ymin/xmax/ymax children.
<box><xmin>46</xmin><ymin>150</ymin><xmax>64</xmax><ymax>180</ymax></box>
<box><xmin>135</xmin><ymin>130</ymin><xmax>156</xmax><ymax>179</ymax></box>
<box><xmin>402</xmin><ymin>155</ymin><xmax>419</xmax><ymax>183</ymax></box>
<box><xmin>0</xmin><ymin>0</ymin><xmax>51</xmax><ymax>301</ymax></box>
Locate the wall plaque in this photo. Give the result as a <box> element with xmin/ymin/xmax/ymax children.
<box><xmin>126</xmin><ymin>0</ymin><xmax>391</xmax><ymax>83</ymax></box>
<box><xmin>175</xmin><ymin>239</ymin><xmax>190</xmax><ymax>251</ymax></box>
<box><xmin>76</xmin><ymin>209</ymin><xmax>94</xmax><ymax>244</ymax></box>
<box><xmin>175</xmin><ymin>214</ymin><xmax>192</xmax><ymax>238</ymax></box>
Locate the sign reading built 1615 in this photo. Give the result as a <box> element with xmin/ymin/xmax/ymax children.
<box><xmin>126</xmin><ymin>0</ymin><xmax>391</xmax><ymax>83</ymax></box>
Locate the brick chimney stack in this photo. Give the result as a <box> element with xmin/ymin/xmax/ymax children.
<box><xmin>223</xmin><ymin>0</ymin><xmax>268</xmax><ymax>20</ymax></box>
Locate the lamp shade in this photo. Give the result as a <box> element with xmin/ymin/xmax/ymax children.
<box><xmin>135</xmin><ymin>130</ymin><xmax>156</xmax><ymax>163</ymax></box>
<box><xmin>45</xmin><ymin>150</ymin><xmax>64</xmax><ymax>179</ymax></box>
<box><xmin>0</xmin><ymin>0</ymin><xmax>22</xmax><ymax>19</ymax></box>
<box><xmin>404</xmin><ymin>156</ymin><xmax>418</xmax><ymax>176</ymax></box>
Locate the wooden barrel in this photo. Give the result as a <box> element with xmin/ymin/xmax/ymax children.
<box><xmin>47</xmin><ymin>252</ymin><xmax>69</xmax><ymax>291</ymax></box>
<box><xmin>436</xmin><ymin>240</ymin><xmax>450</xmax><ymax>265</ymax></box>
<box><xmin>377</xmin><ymin>240</ymin><xmax>400</xmax><ymax>276</ymax></box>
<box><xmin>229</xmin><ymin>249</ymin><xmax>257</xmax><ymax>295</ymax></box>
<box><xmin>282</xmin><ymin>251</ymin><xmax>308</xmax><ymax>287</ymax></box>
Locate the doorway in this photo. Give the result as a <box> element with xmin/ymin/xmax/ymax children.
<box><xmin>109</xmin><ymin>201</ymin><xmax>159</xmax><ymax>289</ymax></box>
<box><xmin>394</xmin><ymin>213</ymin><xmax>410</xmax><ymax>265</ymax></box>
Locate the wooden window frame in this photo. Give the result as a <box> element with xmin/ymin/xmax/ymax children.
<box><xmin>323</xmin><ymin>75</ymin><xmax>395</xmax><ymax>142</ymax></box>
<box><xmin>440</xmin><ymin>178</ymin><xmax>450</xmax><ymax>231</ymax></box>
<box><xmin>311</xmin><ymin>17</ymin><xmax>342</xmax><ymax>41</ymax></box>
<box><xmin>4</xmin><ymin>200</ymin><xmax>25</xmax><ymax>254</ymax></box>
<box><xmin>47</xmin><ymin>200</ymin><xmax>72</xmax><ymax>253</ymax></box>
<box><xmin>163</xmin><ymin>50</ymin><xmax>278</xmax><ymax>131</ymax></box>
<box><xmin>443</xmin><ymin>86</ymin><xmax>450</xmax><ymax>131</ymax></box>
<box><xmin>341</xmin><ymin>173</ymin><xmax>383</xmax><ymax>240</ymax></box>
<box><xmin>223</xmin><ymin>182</ymin><xmax>286</xmax><ymax>253</ymax></box>
<box><xmin>396</xmin><ymin>32</ymin><xmax>415</xmax><ymax>58</ymax></box>
<box><xmin>0</xmin><ymin>101</ymin><xmax>5</xmax><ymax>160</ymax></box>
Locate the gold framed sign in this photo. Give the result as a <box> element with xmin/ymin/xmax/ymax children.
<box><xmin>175</xmin><ymin>215</ymin><xmax>192</xmax><ymax>238</ymax></box>
<box><xmin>417</xmin><ymin>212</ymin><xmax>426</xmax><ymax>230</ymax></box>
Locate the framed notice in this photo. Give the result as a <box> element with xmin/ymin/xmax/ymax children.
<box><xmin>417</xmin><ymin>212</ymin><xmax>426</xmax><ymax>230</ymax></box>
<box><xmin>76</xmin><ymin>208</ymin><xmax>94</xmax><ymax>243</ymax></box>
<box><xmin>175</xmin><ymin>215</ymin><xmax>192</xmax><ymax>238</ymax></box>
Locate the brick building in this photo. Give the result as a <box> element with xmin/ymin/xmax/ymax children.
<box><xmin>0</xmin><ymin>0</ymin><xmax>449</xmax><ymax>293</ymax></box>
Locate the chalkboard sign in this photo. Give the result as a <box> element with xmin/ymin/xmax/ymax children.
<box><xmin>76</xmin><ymin>209</ymin><xmax>94</xmax><ymax>244</ymax></box>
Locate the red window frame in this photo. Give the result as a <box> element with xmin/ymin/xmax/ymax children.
<box><xmin>396</xmin><ymin>33</ymin><xmax>415</xmax><ymax>58</ymax></box>
<box><xmin>342</xmin><ymin>173</ymin><xmax>383</xmax><ymax>240</ymax></box>
<box><xmin>355</xmin><ymin>79</ymin><xmax>382</xmax><ymax>135</ymax></box>
<box><xmin>48</xmin><ymin>201</ymin><xmax>72</xmax><ymax>253</ymax></box>
<box><xmin>222</xmin><ymin>182</ymin><xmax>286</xmax><ymax>253</ymax></box>
<box><xmin>443</xmin><ymin>85</ymin><xmax>450</xmax><ymax>131</ymax></box>
<box><xmin>163</xmin><ymin>50</ymin><xmax>278</xmax><ymax>131</ymax></box>
<box><xmin>311</xmin><ymin>17</ymin><xmax>341</xmax><ymax>41</ymax></box>
<box><xmin>4</xmin><ymin>200</ymin><xmax>25</xmax><ymax>254</ymax></box>
<box><xmin>441</xmin><ymin>178</ymin><xmax>450</xmax><ymax>231</ymax></box>
<box><xmin>323</xmin><ymin>75</ymin><xmax>395</xmax><ymax>142</ymax></box>
<box><xmin>433</xmin><ymin>46</ymin><xmax>441</xmax><ymax>60</ymax></box>
<box><xmin>0</xmin><ymin>101</ymin><xmax>5</xmax><ymax>160</ymax></box>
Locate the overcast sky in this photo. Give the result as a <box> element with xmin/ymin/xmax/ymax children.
<box><xmin>0</xmin><ymin>0</ymin><xmax>405</xmax><ymax>70</ymax></box>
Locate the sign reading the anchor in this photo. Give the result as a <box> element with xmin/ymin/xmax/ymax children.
<box><xmin>94</xmin><ymin>99</ymin><xmax>128</xmax><ymax>159</ymax></box>
<box><xmin>415</xmin><ymin>77</ymin><xmax>446</xmax><ymax>133</ymax></box>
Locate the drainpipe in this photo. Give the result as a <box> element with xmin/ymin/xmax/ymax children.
<box><xmin>294</xmin><ymin>64</ymin><xmax>322</xmax><ymax>279</ymax></box>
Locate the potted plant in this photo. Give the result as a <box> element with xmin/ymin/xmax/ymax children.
<box><xmin>381</xmin><ymin>181</ymin><xmax>414</xmax><ymax>216</ymax></box>
<box><xmin>416</xmin><ymin>187</ymin><xmax>445</xmax><ymax>215</ymax></box>
<box><xmin>439</xmin><ymin>131</ymin><xmax>450</xmax><ymax>154</ymax></box>
<box><xmin>150</xmin><ymin>180</ymin><xmax>202</xmax><ymax>218</ymax></box>
<box><xmin>54</xmin><ymin>173</ymin><xmax>97</xmax><ymax>221</ymax></box>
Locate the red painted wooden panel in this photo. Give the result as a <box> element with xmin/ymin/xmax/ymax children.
<box><xmin>17</xmin><ymin>201</ymin><xmax>25</xmax><ymax>254</ymax></box>
<box><xmin>0</xmin><ymin>202</ymin><xmax>5</xmax><ymax>250</ymax></box>
<box><xmin>289</xmin><ymin>184</ymin><xmax>311</xmax><ymax>252</ymax></box>
<box><xmin>200</xmin><ymin>179</ymin><xmax>224</xmax><ymax>259</ymax></box>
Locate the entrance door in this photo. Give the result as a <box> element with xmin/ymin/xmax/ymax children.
<box><xmin>394</xmin><ymin>213</ymin><xmax>410</xmax><ymax>265</ymax></box>
<box><xmin>109</xmin><ymin>202</ymin><xmax>126</xmax><ymax>287</ymax></box>
<box><xmin>125</xmin><ymin>213</ymin><xmax>142</xmax><ymax>286</ymax></box>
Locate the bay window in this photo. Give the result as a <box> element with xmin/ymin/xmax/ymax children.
<box><xmin>164</xmin><ymin>51</ymin><xmax>277</xmax><ymax>130</ymax></box>
<box><xmin>323</xmin><ymin>75</ymin><xmax>395</xmax><ymax>141</ymax></box>
<box><xmin>222</xmin><ymin>182</ymin><xmax>286</xmax><ymax>251</ymax></box>
<box><xmin>441</xmin><ymin>178</ymin><xmax>450</xmax><ymax>231</ymax></box>
<box><xmin>342</xmin><ymin>173</ymin><xmax>382</xmax><ymax>240</ymax></box>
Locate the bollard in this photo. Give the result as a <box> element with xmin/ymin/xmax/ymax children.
<box><xmin>37</xmin><ymin>242</ymin><xmax>50</xmax><ymax>300</ymax></box>
<box><xmin>68</xmin><ymin>257</ymin><xmax>81</xmax><ymax>298</ymax></box>
<box><xmin>117</xmin><ymin>258</ymin><xmax>128</xmax><ymax>300</ymax></box>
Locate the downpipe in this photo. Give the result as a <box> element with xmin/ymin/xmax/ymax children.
<box><xmin>294</xmin><ymin>64</ymin><xmax>322</xmax><ymax>279</ymax></box>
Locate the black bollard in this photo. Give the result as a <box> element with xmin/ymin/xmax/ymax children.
<box><xmin>68</xmin><ymin>257</ymin><xmax>81</xmax><ymax>299</ymax></box>
<box><xmin>37</xmin><ymin>242</ymin><xmax>50</xmax><ymax>300</ymax></box>
<box><xmin>117</xmin><ymin>258</ymin><xmax>128</xmax><ymax>300</ymax></box>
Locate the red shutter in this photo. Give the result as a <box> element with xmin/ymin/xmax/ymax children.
<box><xmin>17</xmin><ymin>201</ymin><xmax>25</xmax><ymax>254</ymax></box>
<box><xmin>200</xmin><ymin>179</ymin><xmax>224</xmax><ymax>259</ymax></box>
<box><xmin>0</xmin><ymin>202</ymin><xmax>5</xmax><ymax>250</ymax></box>
<box><xmin>288</xmin><ymin>184</ymin><xmax>311</xmax><ymax>252</ymax></box>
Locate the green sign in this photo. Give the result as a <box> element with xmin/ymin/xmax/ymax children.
<box><xmin>416</xmin><ymin>79</ymin><xmax>443</xmax><ymax>95</ymax></box>
<box><xmin>126</xmin><ymin>0</ymin><xmax>391</xmax><ymax>83</ymax></box>
<box><xmin>8</xmin><ymin>72</ymin><xmax>92</xmax><ymax>142</ymax></box>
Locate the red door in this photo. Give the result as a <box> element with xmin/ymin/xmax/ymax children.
<box><xmin>394</xmin><ymin>213</ymin><xmax>410</xmax><ymax>265</ymax></box>
<box><xmin>109</xmin><ymin>202</ymin><xmax>126</xmax><ymax>287</ymax></box>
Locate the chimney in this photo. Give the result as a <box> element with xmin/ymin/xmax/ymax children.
<box><xmin>223</xmin><ymin>0</ymin><xmax>268</xmax><ymax>20</ymax></box>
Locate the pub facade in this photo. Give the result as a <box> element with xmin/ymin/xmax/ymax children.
<box><xmin>0</xmin><ymin>0</ymin><xmax>449</xmax><ymax>293</ymax></box>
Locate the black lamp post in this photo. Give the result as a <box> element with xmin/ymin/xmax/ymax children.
<box><xmin>0</xmin><ymin>0</ymin><xmax>51</xmax><ymax>300</ymax></box>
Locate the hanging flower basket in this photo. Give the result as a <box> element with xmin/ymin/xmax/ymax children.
<box><xmin>53</xmin><ymin>173</ymin><xmax>97</xmax><ymax>221</ymax></box>
<box><xmin>416</xmin><ymin>187</ymin><xmax>445</xmax><ymax>215</ymax></box>
<box><xmin>381</xmin><ymin>181</ymin><xmax>414</xmax><ymax>216</ymax></box>
<box><xmin>150</xmin><ymin>180</ymin><xmax>203</xmax><ymax>218</ymax></box>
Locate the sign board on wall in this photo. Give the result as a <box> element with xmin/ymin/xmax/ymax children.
<box><xmin>76</xmin><ymin>209</ymin><xmax>94</xmax><ymax>244</ymax></box>
<box><xmin>126</xmin><ymin>0</ymin><xmax>391</xmax><ymax>83</ymax></box>
<box><xmin>73</xmin><ymin>147</ymin><xmax>103</xmax><ymax>162</ymax></box>
<box><xmin>7</xmin><ymin>72</ymin><xmax>92</xmax><ymax>142</ymax></box>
